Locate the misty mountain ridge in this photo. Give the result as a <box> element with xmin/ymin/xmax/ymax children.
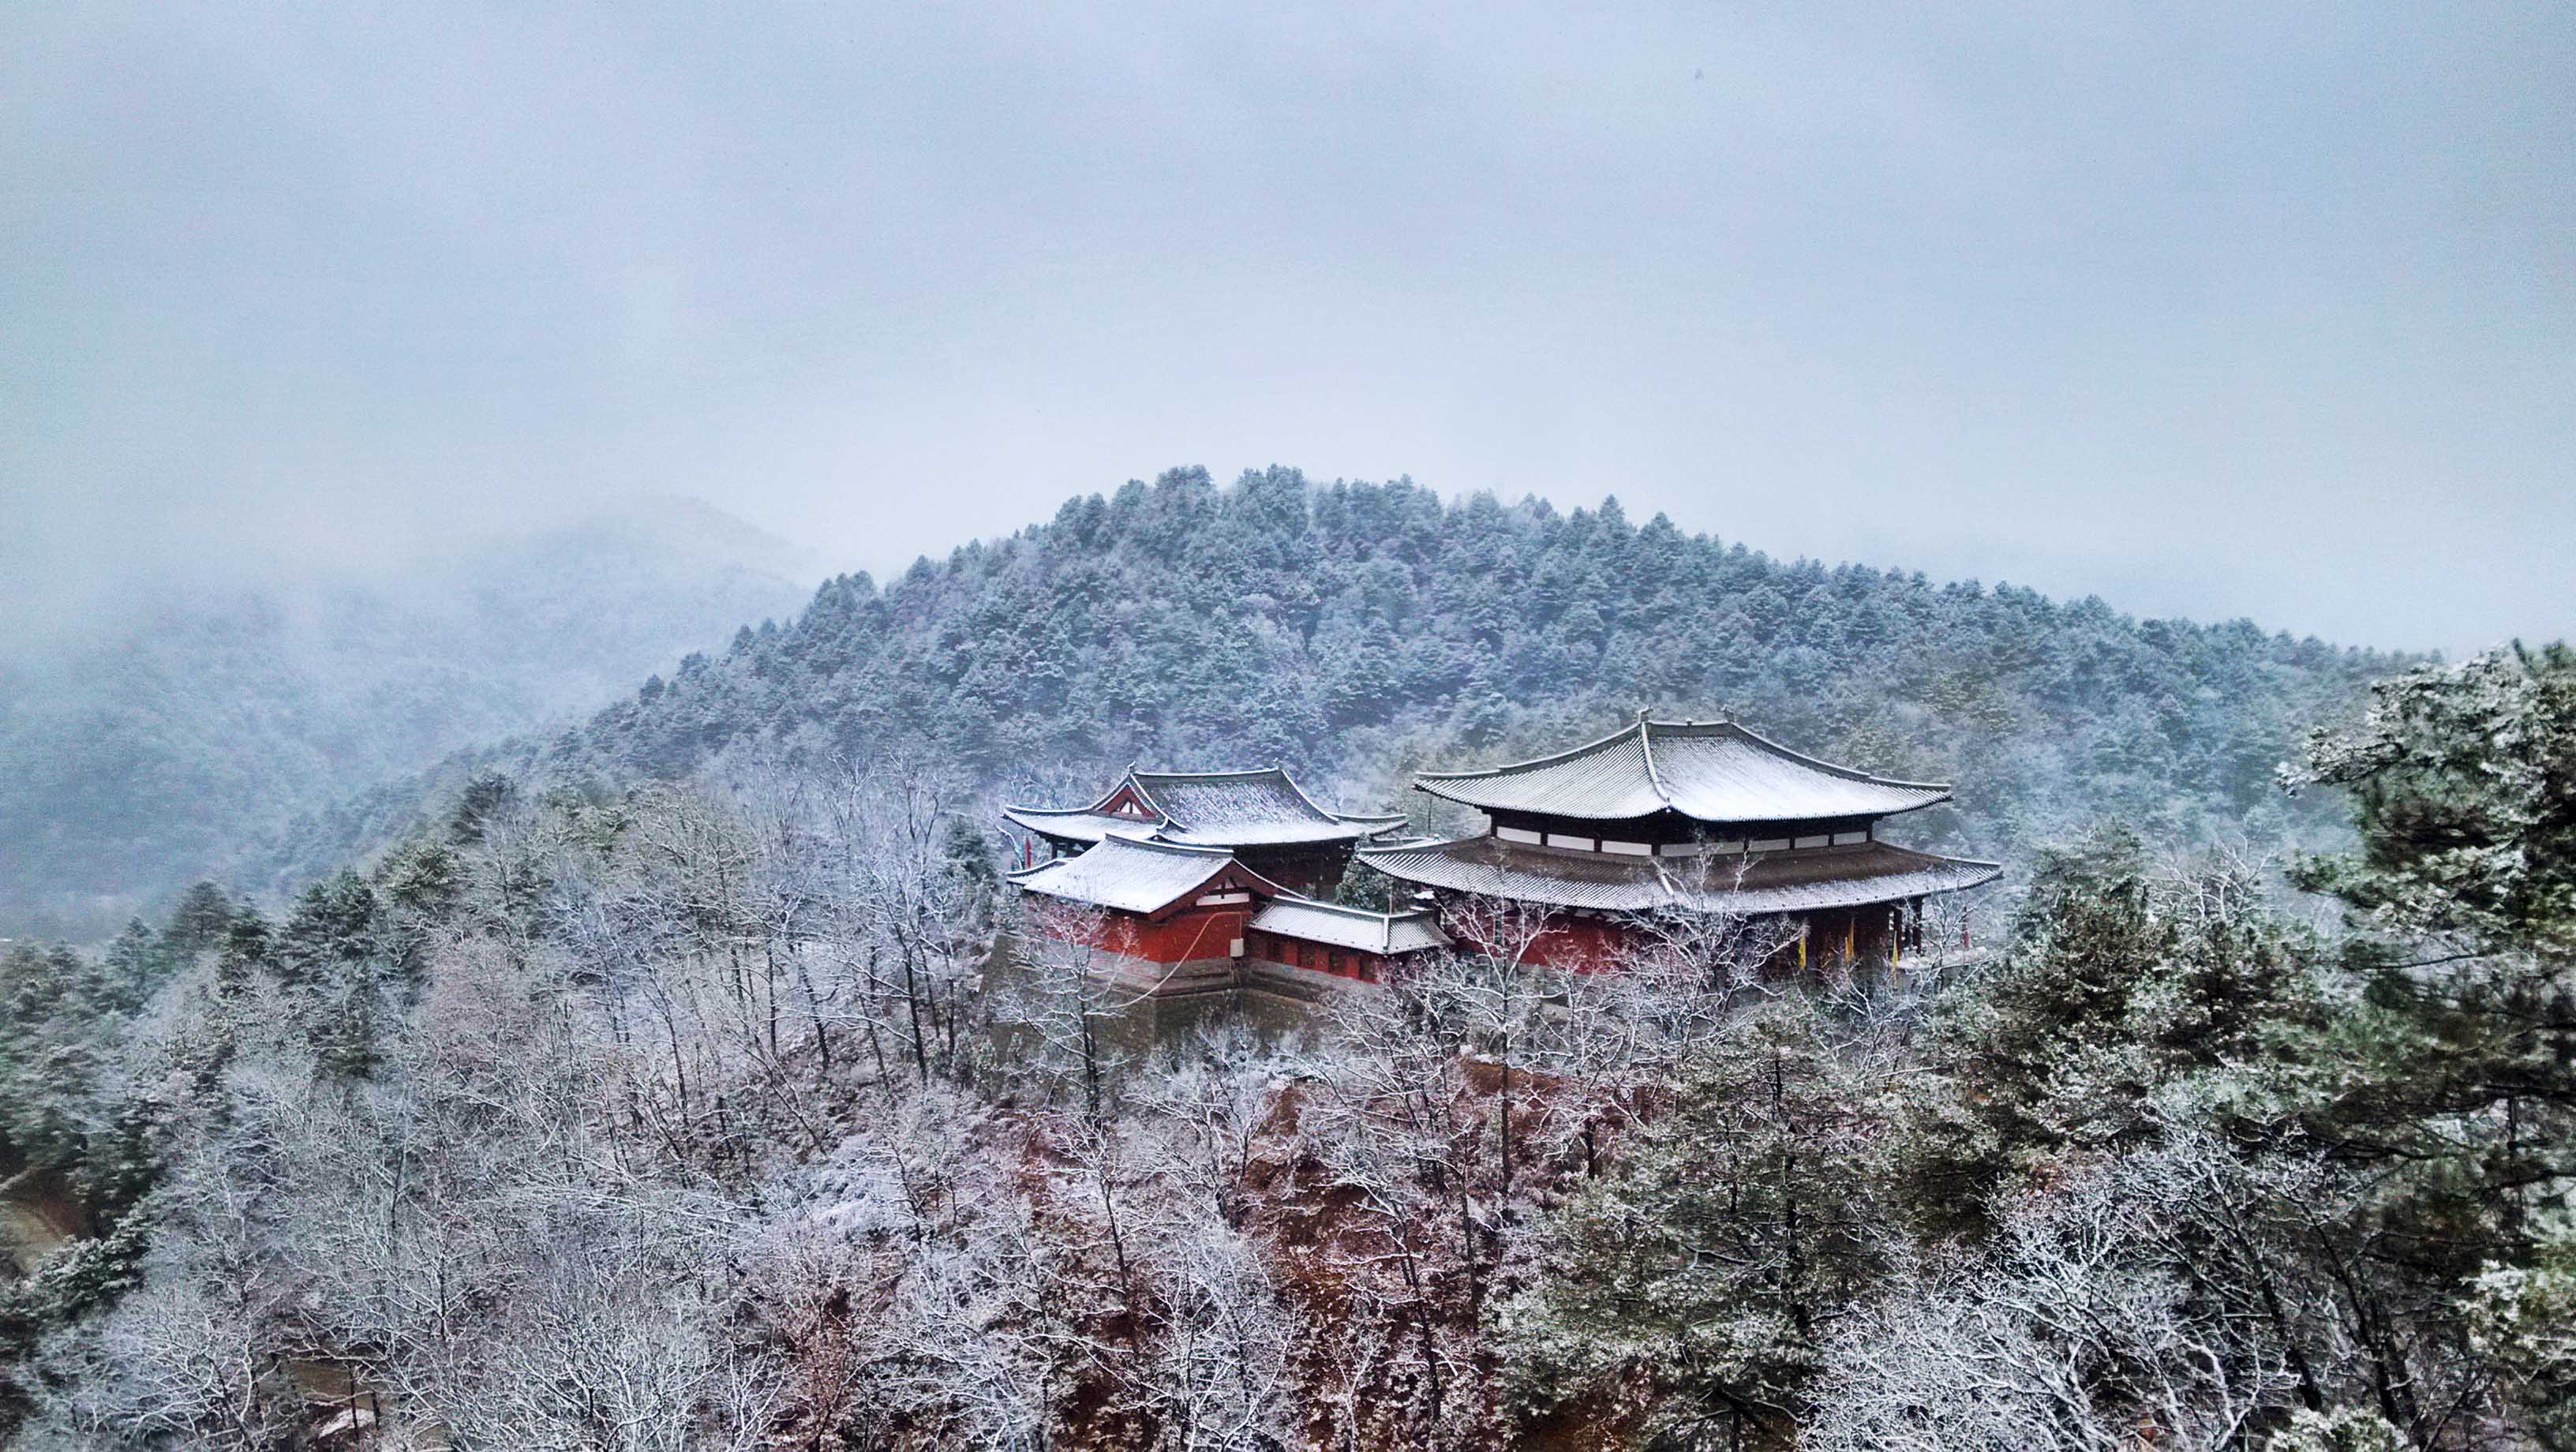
<box><xmin>0</xmin><ymin>496</ymin><xmax>818</xmax><ymax>937</ymax></box>
<box><xmin>254</xmin><ymin>466</ymin><xmax>2402</xmax><ymax>908</ymax></box>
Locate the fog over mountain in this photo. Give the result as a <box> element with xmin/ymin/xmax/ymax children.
<box><xmin>0</xmin><ymin>497</ymin><xmax>816</xmax><ymax>937</ymax></box>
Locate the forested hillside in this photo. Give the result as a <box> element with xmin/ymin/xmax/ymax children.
<box><xmin>0</xmin><ymin>499</ymin><xmax>814</xmax><ymax>939</ymax></box>
<box><xmin>11</xmin><ymin>467</ymin><xmax>2574</xmax><ymax>1450</ymax></box>
<box><xmin>274</xmin><ymin>466</ymin><xmax>2396</xmax><ymax>902</ymax></box>
<box><xmin>4</xmin><ymin>646</ymin><xmax>2569</xmax><ymax>1449</ymax></box>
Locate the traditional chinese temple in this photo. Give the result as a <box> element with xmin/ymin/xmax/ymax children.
<box><xmin>1359</xmin><ymin>714</ymin><xmax>2000</xmax><ymax>971</ymax></box>
<box><xmin>1003</xmin><ymin>766</ymin><xmax>1406</xmax><ymax>893</ymax></box>
<box><xmin>1001</xmin><ymin>720</ymin><xmax>1998</xmax><ymax>1005</ymax></box>
<box><xmin>1002</xmin><ymin>771</ymin><xmax>1446</xmax><ymax>1013</ymax></box>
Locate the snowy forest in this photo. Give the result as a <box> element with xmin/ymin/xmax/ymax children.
<box><xmin>260</xmin><ymin>468</ymin><xmax>2391</xmax><ymax>900</ymax></box>
<box><xmin>2</xmin><ymin>473</ymin><xmax>2571</xmax><ymax>1450</ymax></box>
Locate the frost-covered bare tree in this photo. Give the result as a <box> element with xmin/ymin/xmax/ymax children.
<box><xmin>1128</xmin><ymin>1024</ymin><xmax>1281</xmax><ymax>1231</ymax></box>
<box><xmin>1811</xmin><ymin>1133</ymin><xmax>2420</xmax><ymax>1452</ymax></box>
<box><xmin>820</xmin><ymin>751</ymin><xmax>998</xmax><ymax>1091</ymax></box>
<box><xmin>1128</xmin><ymin>1191</ymin><xmax>1299</xmax><ymax>1452</ymax></box>
<box><xmin>30</xmin><ymin>1198</ymin><xmax>300</xmax><ymax>1449</ymax></box>
<box><xmin>992</xmin><ymin>897</ymin><xmax>1159</xmax><ymax>1119</ymax></box>
<box><xmin>1414</xmin><ymin>894</ymin><xmax>1558</xmax><ymax>1203</ymax></box>
<box><xmin>1018</xmin><ymin>1095</ymin><xmax>1307</xmax><ymax>1450</ymax></box>
<box><xmin>842</xmin><ymin>1144</ymin><xmax>1071</xmax><ymax>1451</ymax></box>
<box><xmin>1296</xmin><ymin>1095</ymin><xmax>1473</xmax><ymax>1446</ymax></box>
<box><xmin>1505</xmin><ymin>897</ymin><xmax>1803</xmax><ymax>1183</ymax></box>
<box><xmin>1294</xmin><ymin>952</ymin><xmax>1505</xmax><ymax>1443</ymax></box>
<box><xmin>28</xmin><ymin>791</ymin><xmax>799</xmax><ymax>1450</ymax></box>
<box><xmin>420</xmin><ymin>1199</ymin><xmax>778</xmax><ymax>1452</ymax></box>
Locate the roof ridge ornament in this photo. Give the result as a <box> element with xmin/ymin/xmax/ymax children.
<box><xmin>1637</xmin><ymin>709</ymin><xmax>1671</xmax><ymax>804</ymax></box>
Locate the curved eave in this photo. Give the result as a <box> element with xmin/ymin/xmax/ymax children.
<box><xmin>1140</xmin><ymin>763</ymin><xmax>1395</xmax><ymax>845</ymax></box>
<box><xmin>1408</xmin><ymin>778</ymin><xmax>1953</xmax><ymax>824</ymax></box>
<box><xmin>1411</xmin><ymin>718</ymin><xmax>1653</xmax><ymax>786</ymax></box>
<box><xmin>1358</xmin><ymin>836</ymin><xmax>2001</xmax><ymax>916</ymax></box>
<box><xmin>1703</xmin><ymin>718</ymin><xmax>1952</xmax><ymax>795</ymax></box>
<box><xmin>1002</xmin><ymin>806</ymin><xmax>1160</xmax><ymax>844</ymax></box>
<box><xmin>1010</xmin><ymin>833</ymin><xmax>1290</xmax><ymax>916</ymax></box>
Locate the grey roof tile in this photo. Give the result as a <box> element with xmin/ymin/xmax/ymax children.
<box><xmin>1413</xmin><ymin>718</ymin><xmax>1951</xmax><ymax>823</ymax></box>
<box><xmin>1008</xmin><ymin>833</ymin><xmax>1283</xmax><ymax>915</ymax></box>
<box><xmin>1005</xmin><ymin>766</ymin><xmax>1403</xmax><ymax>849</ymax></box>
<box><xmin>1248</xmin><ymin>895</ymin><xmax>1451</xmax><ymax>956</ymax></box>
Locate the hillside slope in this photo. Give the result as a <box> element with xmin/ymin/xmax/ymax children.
<box><xmin>273</xmin><ymin>467</ymin><xmax>2395</xmax><ymax>894</ymax></box>
<box><xmin>0</xmin><ymin>497</ymin><xmax>816</xmax><ymax>937</ymax></box>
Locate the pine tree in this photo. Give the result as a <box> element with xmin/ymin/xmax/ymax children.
<box><xmin>1896</xmin><ymin>829</ymin><xmax>2323</xmax><ymax>1236</ymax></box>
<box><xmin>2286</xmin><ymin>646</ymin><xmax>2576</xmax><ymax>1363</ymax></box>
<box><xmin>158</xmin><ymin>881</ymin><xmax>234</xmax><ymax>960</ymax></box>
<box><xmin>1501</xmin><ymin>994</ymin><xmax>1894</xmax><ymax>1447</ymax></box>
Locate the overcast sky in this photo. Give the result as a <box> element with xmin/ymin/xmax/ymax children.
<box><xmin>6</xmin><ymin>2</ymin><xmax>2570</xmax><ymax>654</ymax></box>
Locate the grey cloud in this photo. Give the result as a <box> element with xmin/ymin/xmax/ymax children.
<box><xmin>4</xmin><ymin>1</ymin><xmax>2568</xmax><ymax>653</ymax></box>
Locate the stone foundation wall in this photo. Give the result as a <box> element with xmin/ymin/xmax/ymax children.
<box><xmin>991</xmin><ymin>934</ymin><xmax>1379</xmax><ymax>1049</ymax></box>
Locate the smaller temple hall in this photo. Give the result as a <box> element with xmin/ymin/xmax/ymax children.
<box><xmin>1004</xmin><ymin>769</ymin><xmax>1447</xmax><ymax>1009</ymax></box>
<box><xmin>1004</xmin><ymin>766</ymin><xmax>1406</xmax><ymax>893</ymax></box>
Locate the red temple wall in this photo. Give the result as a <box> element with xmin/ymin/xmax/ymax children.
<box><xmin>1243</xmin><ymin>929</ymin><xmax>1387</xmax><ymax>983</ymax></box>
<box><xmin>1026</xmin><ymin>892</ymin><xmax>1420</xmax><ymax>979</ymax></box>
<box><xmin>1443</xmin><ymin>900</ymin><xmax>1921</xmax><ymax>975</ymax></box>
<box><xmin>1520</xmin><ymin>915</ymin><xmax>1636</xmax><ymax>972</ymax></box>
<box><xmin>1025</xmin><ymin>892</ymin><xmax>1932</xmax><ymax>986</ymax></box>
<box><xmin>1089</xmin><ymin>907</ymin><xmax>1252</xmax><ymax>965</ymax></box>
<box><xmin>1440</xmin><ymin>911</ymin><xmax>1638</xmax><ymax>973</ymax></box>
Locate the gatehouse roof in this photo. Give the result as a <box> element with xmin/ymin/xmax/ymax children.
<box><xmin>1005</xmin><ymin>765</ymin><xmax>1406</xmax><ymax>850</ymax></box>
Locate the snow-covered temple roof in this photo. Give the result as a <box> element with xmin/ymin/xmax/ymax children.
<box><xmin>1005</xmin><ymin>766</ymin><xmax>1406</xmax><ymax>850</ymax></box>
<box><xmin>1249</xmin><ymin>895</ymin><xmax>1451</xmax><ymax>958</ymax></box>
<box><xmin>1411</xmin><ymin>717</ymin><xmax>1952</xmax><ymax>825</ymax></box>
<box><xmin>1358</xmin><ymin>835</ymin><xmax>1999</xmax><ymax>915</ymax></box>
<box><xmin>1007</xmin><ymin>833</ymin><xmax>1287</xmax><ymax>915</ymax></box>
